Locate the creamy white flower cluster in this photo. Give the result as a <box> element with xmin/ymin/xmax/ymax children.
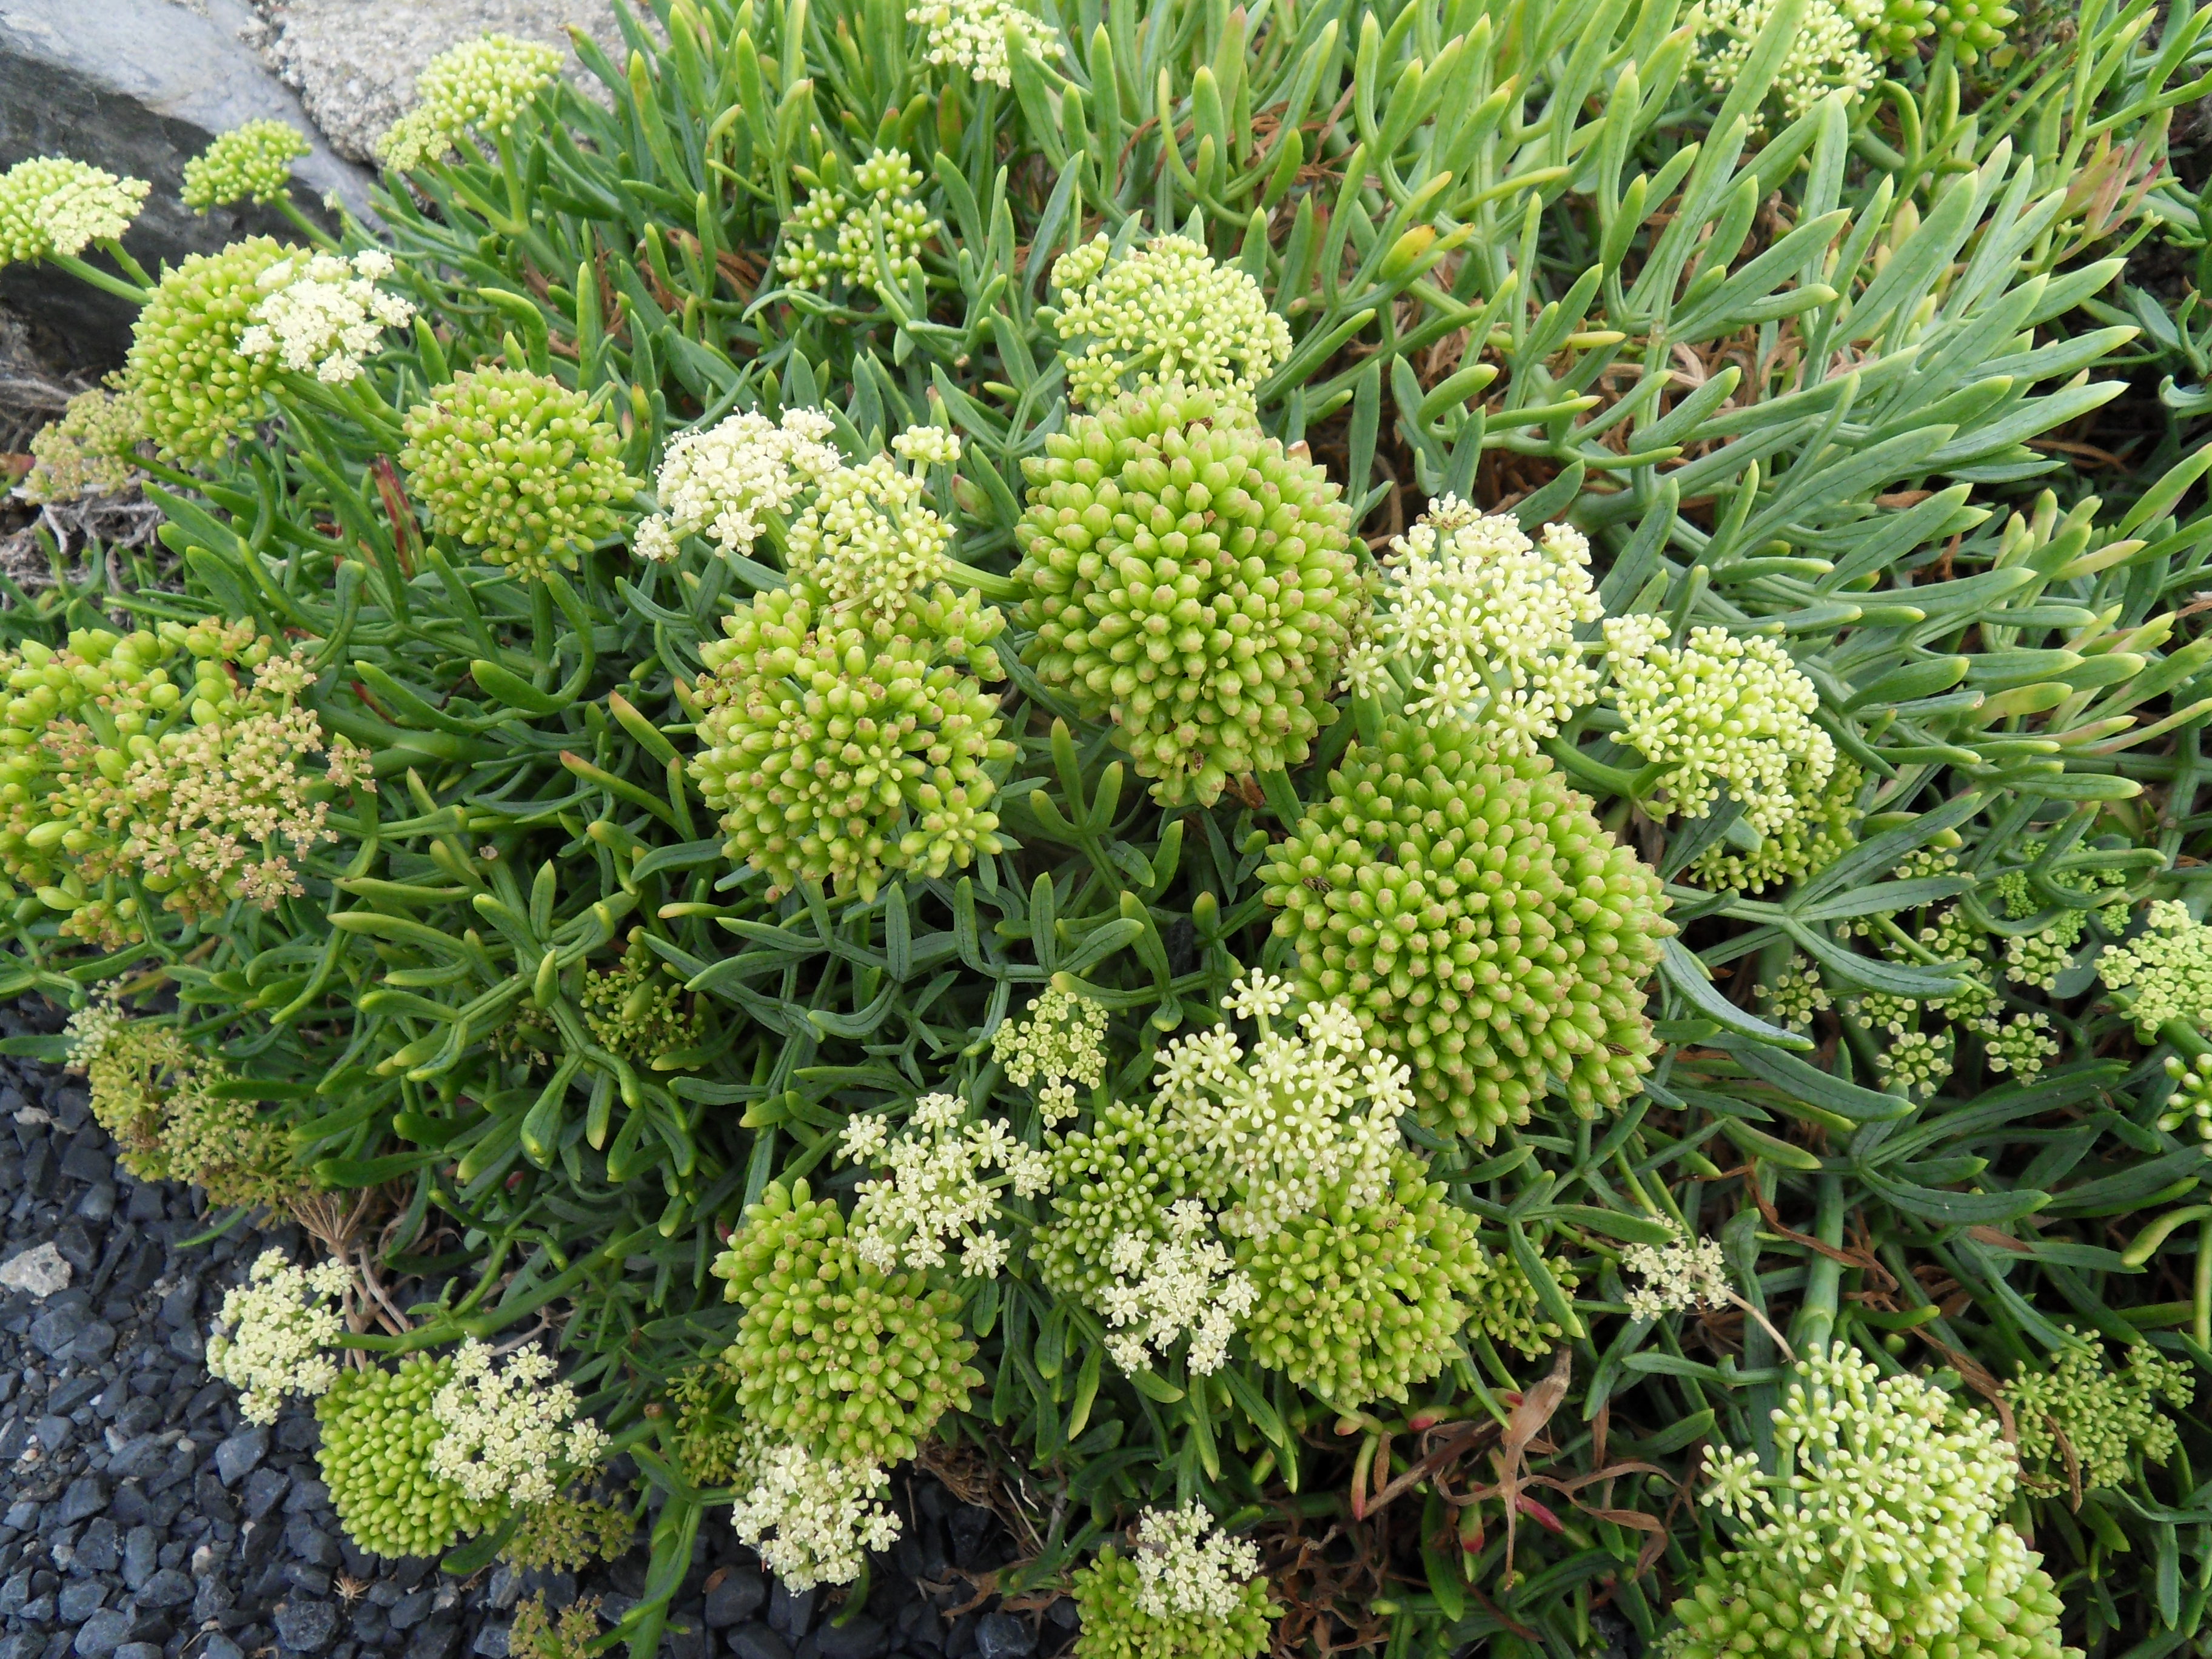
<box><xmin>1698</xmin><ymin>0</ymin><xmax>1884</xmax><ymax>121</ymax></box>
<box><xmin>238</xmin><ymin>250</ymin><xmax>415</xmax><ymax>384</ymax></box>
<box><xmin>728</xmin><ymin>1432</ymin><xmax>902</xmax><ymax>1592</ymax></box>
<box><xmin>634</xmin><ymin>407</ymin><xmax>843</xmax><ymax>563</ymax></box>
<box><xmin>2100</xmin><ymin>900</ymin><xmax>2212</xmax><ymax>1036</ymax></box>
<box><xmin>1700</xmin><ymin>1345</ymin><xmax>2022</xmax><ymax>1658</ymax></box>
<box><xmin>1621</xmin><ymin>1226</ymin><xmax>1731</xmax><ymax>1321</ymax></box>
<box><xmin>783</xmin><ymin>427</ymin><xmax>962</xmax><ymax>626</ymax></box>
<box><xmin>1604</xmin><ymin>617</ymin><xmax>1838</xmax><ymax>843</ymax></box>
<box><xmin>907</xmin><ymin>0</ymin><xmax>1060</xmax><ymax>87</ymax></box>
<box><xmin>1152</xmin><ymin>972</ymin><xmax>1412</xmax><ymax>1241</ymax></box>
<box><xmin>378</xmin><ymin>33</ymin><xmax>563</xmax><ymax>170</ymax></box>
<box><xmin>991</xmin><ymin>985</ymin><xmax>1109</xmax><ymax>1124</ymax></box>
<box><xmin>207</xmin><ymin>1249</ymin><xmax>353</xmax><ymax>1424</ymax></box>
<box><xmin>1346</xmin><ymin>498</ymin><xmax>1603</xmax><ymax>754</ymax></box>
<box><xmin>1127</xmin><ymin>1504</ymin><xmax>1264</xmax><ymax>1623</ymax></box>
<box><xmin>777</xmin><ymin>149</ymin><xmax>937</xmax><ymax>293</ymax></box>
<box><xmin>840</xmin><ymin>1091</ymin><xmax>1051</xmax><ymax>1277</ymax></box>
<box><xmin>427</xmin><ymin>1339</ymin><xmax>612</xmax><ymax>1508</ymax></box>
<box><xmin>0</xmin><ymin>157</ymin><xmax>149</xmax><ymax>266</ymax></box>
<box><xmin>1050</xmin><ymin>233</ymin><xmax>1292</xmax><ymax>411</ymax></box>
<box><xmin>1101</xmin><ymin>1200</ymin><xmax>1256</xmax><ymax>1375</ymax></box>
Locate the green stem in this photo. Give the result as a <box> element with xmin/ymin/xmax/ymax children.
<box><xmin>1793</xmin><ymin>1172</ymin><xmax>1846</xmax><ymax>1356</ymax></box>
<box><xmin>277</xmin><ymin>196</ymin><xmax>340</xmax><ymax>251</ymax></box>
<box><xmin>46</xmin><ymin>251</ymin><xmax>149</xmax><ymax>305</ymax></box>
<box><xmin>2196</xmin><ymin>1218</ymin><xmax>2211</xmax><ymax>1351</ymax></box>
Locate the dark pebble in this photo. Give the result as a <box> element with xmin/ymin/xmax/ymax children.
<box><xmin>136</xmin><ymin>1567</ymin><xmax>193</xmax><ymax>1608</ymax></box>
<box><xmin>390</xmin><ymin>1588</ymin><xmax>434</xmax><ymax>1631</ymax></box>
<box><xmin>768</xmin><ymin>1582</ymin><xmax>816</xmax><ymax>1641</ymax></box>
<box><xmin>947</xmin><ymin>1509</ymin><xmax>994</xmax><ymax>1570</ymax></box>
<box><xmin>274</xmin><ymin>1600</ymin><xmax>340</xmax><ymax>1652</ymax></box>
<box><xmin>406</xmin><ymin>1621</ymin><xmax>460</xmax><ymax>1659</ymax></box>
<box><xmin>58</xmin><ymin>1474</ymin><xmax>107</xmax><ymax>1524</ymax></box>
<box><xmin>666</xmin><ymin>1615</ymin><xmax>708</xmax><ymax>1659</ymax></box>
<box><xmin>71</xmin><ymin>1609</ymin><xmax>132</xmax><ymax>1659</ymax></box>
<box><xmin>972</xmin><ymin>1614</ymin><xmax>1032</xmax><ymax>1659</ymax></box>
<box><xmin>76</xmin><ymin>1517</ymin><xmax>119</xmax><ymax>1572</ymax></box>
<box><xmin>705</xmin><ymin>1567</ymin><xmax>767</xmax><ymax>1628</ymax></box>
<box><xmin>471</xmin><ymin>1628</ymin><xmax>508</xmax><ymax>1658</ymax></box>
<box><xmin>728</xmin><ymin>1627</ymin><xmax>792</xmax><ymax>1659</ymax></box>
<box><xmin>214</xmin><ymin>1424</ymin><xmax>269</xmax><ymax>1485</ymax></box>
<box><xmin>110</xmin><ymin>1647</ymin><xmax>158</xmax><ymax>1659</ymax></box>
<box><xmin>122</xmin><ymin>1524</ymin><xmax>157</xmax><ymax>1588</ymax></box>
<box><xmin>243</xmin><ymin>1465</ymin><xmax>288</xmax><ymax>1518</ymax></box>
<box><xmin>202</xmin><ymin>1641</ymin><xmax>244</xmax><ymax>1659</ymax></box>
<box><xmin>106</xmin><ymin>1436</ymin><xmax>166</xmax><ymax>1480</ymax></box>
<box><xmin>58</xmin><ymin>1579</ymin><xmax>108</xmax><ymax>1621</ymax></box>
<box><xmin>814</xmin><ymin>1617</ymin><xmax>888</xmax><ymax>1659</ymax></box>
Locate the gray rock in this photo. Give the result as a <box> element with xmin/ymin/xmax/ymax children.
<box><xmin>67</xmin><ymin>1318</ymin><xmax>116</xmax><ymax>1361</ymax></box>
<box><xmin>75</xmin><ymin>1517</ymin><xmax>120</xmax><ymax>1573</ymax></box>
<box><xmin>70</xmin><ymin>1610</ymin><xmax>131</xmax><ymax>1659</ymax></box>
<box><xmin>0</xmin><ymin>0</ymin><xmax>370</xmax><ymax>367</ymax></box>
<box><xmin>26</xmin><ymin>1302</ymin><xmax>84</xmax><ymax>1357</ymax></box>
<box><xmin>814</xmin><ymin>1618</ymin><xmax>888</xmax><ymax>1659</ymax></box>
<box><xmin>58</xmin><ymin>1474</ymin><xmax>107</xmax><ymax>1524</ymax></box>
<box><xmin>243</xmin><ymin>1464</ymin><xmax>289</xmax><ymax>1519</ymax></box>
<box><xmin>202</xmin><ymin>1640</ymin><xmax>245</xmax><ymax>1659</ymax></box>
<box><xmin>768</xmin><ymin>1583</ymin><xmax>816</xmax><ymax>1642</ymax></box>
<box><xmin>56</xmin><ymin>1579</ymin><xmax>107</xmax><ymax>1622</ymax></box>
<box><xmin>111</xmin><ymin>1647</ymin><xmax>161</xmax><ymax>1659</ymax></box>
<box><xmin>705</xmin><ymin>1567</ymin><xmax>766</xmax><ymax>1628</ymax></box>
<box><xmin>971</xmin><ymin>1614</ymin><xmax>1032</xmax><ymax>1659</ymax></box>
<box><xmin>471</xmin><ymin>1628</ymin><xmax>509</xmax><ymax>1659</ymax></box>
<box><xmin>106</xmin><ymin>1435</ymin><xmax>166</xmax><ymax>1480</ymax></box>
<box><xmin>0</xmin><ymin>1242</ymin><xmax>69</xmax><ymax>1298</ymax></box>
<box><xmin>121</xmin><ymin>1524</ymin><xmax>158</xmax><ymax>1589</ymax></box>
<box><xmin>727</xmin><ymin>1629</ymin><xmax>791</xmax><ymax>1659</ymax></box>
<box><xmin>273</xmin><ymin>1600</ymin><xmax>339</xmax><ymax>1652</ymax></box>
<box><xmin>261</xmin><ymin>0</ymin><xmax>630</xmax><ymax>163</ymax></box>
<box><xmin>215</xmin><ymin>1424</ymin><xmax>269</xmax><ymax>1485</ymax></box>
<box><xmin>136</xmin><ymin>1569</ymin><xmax>193</xmax><ymax>1609</ymax></box>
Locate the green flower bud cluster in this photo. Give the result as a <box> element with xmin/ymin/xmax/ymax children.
<box><xmin>1033</xmin><ymin>1099</ymin><xmax>1198</xmax><ymax>1304</ymax></box>
<box><xmin>377</xmin><ymin>33</ymin><xmax>563</xmax><ymax>170</ymax></box>
<box><xmin>1984</xmin><ymin>1012</ymin><xmax>2059</xmax><ymax>1080</ymax></box>
<box><xmin>1675</xmin><ymin>1345</ymin><xmax>2065</xmax><ymax>1659</ymax></box>
<box><xmin>123</xmin><ymin>235</ymin><xmax>290</xmax><ymax>460</ymax></box>
<box><xmin>1696</xmin><ymin>0</ymin><xmax>1882</xmax><ymax>122</ymax></box>
<box><xmin>1236</xmin><ymin>1153</ymin><xmax>1491</xmax><ymax>1406</ymax></box>
<box><xmin>65</xmin><ymin>994</ymin><xmax>293</xmax><ymax>1208</ymax></box>
<box><xmin>500</xmin><ymin>1493</ymin><xmax>634</xmax><ymax>1570</ymax></box>
<box><xmin>580</xmin><ymin>930</ymin><xmax>699</xmax><ymax>1065</ymax></box>
<box><xmin>0</xmin><ymin>621</ymin><xmax>366</xmax><ymax>948</ymax></box>
<box><xmin>0</xmin><ymin>156</ymin><xmax>149</xmax><ymax>266</ymax></box>
<box><xmin>1876</xmin><ymin>1028</ymin><xmax>1954</xmax><ymax>1099</ymax></box>
<box><xmin>182</xmin><ymin>121</ymin><xmax>311</xmax><ymax>210</ymax></box>
<box><xmin>776</xmin><ymin>149</ymin><xmax>938</xmax><ymax>293</ymax></box>
<box><xmin>1874</xmin><ymin>0</ymin><xmax>2015</xmax><ymax>58</ymax></box>
<box><xmin>1261</xmin><ymin>717</ymin><xmax>1672</xmax><ymax>1141</ymax></box>
<box><xmin>1015</xmin><ymin>388</ymin><xmax>1359</xmax><ymax>805</ymax></box>
<box><xmin>2006</xmin><ymin>1331</ymin><xmax>2193</xmax><ymax>1495</ymax></box>
<box><xmin>2100</xmin><ymin>900</ymin><xmax>2212</xmax><ymax>1037</ymax></box>
<box><xmin>711</xmin><ymin>1180</ymin><xmax>983</xmax><ymax>1466</ymax></box>
<box><xmin>18</xmin><ymin>387</ymin><xmax>145</xmax><ymax>505</ymax></box>
<box><xmin>689</xmin><ymin>585</ymin><xmax>1014</xmax><ymax>902</ymax></box>
<box><xmin>509</xmin><ymin>1593</ymin><xmax>602</xmax><ymax>1659</ymax></box>
<box><xmin>1687</xmin><ymin>760</ymin><xmax>1863</xmax><ymax>896</ymax></box>
<box><xmin>2160</xmin><ymin>1052</ymin><xmax>2212</xmax><ymax>1140</ymax></box>
<box><xmin>1070</xmin><ymin>1514</ymin><xmax>1278</xmax><ymax>1659</ymax></box>
<box><xmin>1047</xmin><ymin>233</ymin><xmax>1292</xmax><ymax>412</ymax></box>
<box><xmin>1761</xmin><ymin>958</ymin><xmax>1832</xmax><ymax>1033</ymax></box>
<box><xmin>666</xmin><ymin>1361</ymin><xmax>751</xmax><ymax>1488</ymax></box>
<box><xmin>400</xmin><ymin>367</ymin><xmax>637</xmax><ymax>579</ymax></box>
<box><xmin>318</xmin><ymin>1356</ymin><xmax>501</xmax><ymax>1559</ymax></box>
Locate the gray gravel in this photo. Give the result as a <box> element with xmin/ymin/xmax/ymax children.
<box><xmin>0</xmin><ymin>1000</ymin><xmax>1064</xmax><ymax>1659</ymax></box>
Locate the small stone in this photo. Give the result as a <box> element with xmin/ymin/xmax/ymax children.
<box><xmin>244</xmin><ymin>1465</ymin><xmax>290</xmax><ymax>1519</ymax></box>
<box><xmin>33</xmin><ymin>1415</ymin><xmax>70</xmax><ymax>1453</ymax></box>
<box><xmin>27</xmin><ymin>1304</ymin><xmax>85</xmax><ymax>1358</ymax></box>
<box><xmin>486</xmin><ymin>1566</ymin><xmax>521</xmax><ymax>1612</ymax></box>
<box><xmin>767</xmin><ymin>1583</ymin><xmax>816</xmax><ymax>1642</ymax></box>
<box><xmin>193</xmin><ymin>1576</ymin><xmax>235</xmax><ymax>1623</ymax></box>
<box><xmin>58</xmin><ymin>1474</ymin><xmax>108</xmax><ymax>1524</ymax></box>
<box><xmin>275</xmin><ymin>1600</ymin><xmax>340</xmax><ymax>1652</ymax></box>
<box><xmin>59</xmin><ymin>1135</ymin><xmax>108</xmax><ymax>1184</ymax></box>
<box><xmin>971</xmin><ymin>1614</ymin><xmax>1031</xmax><ymax>1659</ymax></box>
<box><xmin>666</xmin><ymin>1618</ymin><xmax>707</xmax><ymax>1659</ymax></box>
<box><xmin>0</xmin><ymin>1244</ymin><xmax>69</xmax><ymax>1299</ymax></box>
<box><xmin>58</xmin><ymin>1580</ymin><xmax>108</xmax><ymax>1622</ymax></box>
<box><xmin>76</xmin><ymin>1517</ymin><xmax>121</xmax><ymax>1574</ymax></box>
<box><xmin>71</xmin><ymin>1610</ymin><xmax>132</xmax><ymax>1659</ymax></box>
<box><xmin>126</xmin><ymin>1184</ymin><xmax>166</xmax><ymax>1224</ymax></box>
<box><xmin>136</xmin><ymin>1569</ymin><xmax>193</xmax><ymax>1609</ymax></box>
<box><xmin>203</xmin><ymin>1640</ymin><xmax>246</xmax><ymax>1659</ymax></box>
<box><xmin>406</xmin><ymin>1621</ymin><xmax>460</xmax><ymax>1659</ymax></box>
<box><xmin>705</xmin><ymin>1568</ymin><xmax>766</xmax><ymax>1629</ymax></box>
<box><xmin>726</xmin><ymin>1628</ymin><xmax>791</xmax><ymax>1659</ymax></box>
<box><xmin>471</xmin><ymin>1629</ymin><xmax>509</xmax><ymax>1659</ymax></box>
<box><xmin>285</xmin><ymin>1513</ymin><xmax>337</xmax><ymax>1566</ymax></box>
<box><xmin>215</xmin><ymin>1426</ymin><xmax>270</xmax><ymax>1486</ymax></box>
<box><xmin>948</xmin><ymin>1507</ymin><xmax>995</xmax><ymax>1569</ymax></box>
<box><xmin>107</xmin><ymin>1436</ymin><xmax>167</xmax><ymax>1480</ymax></box>
<box><xmin>813</xmin><ymin>1617</ymin><xmax>888</xmax><ymax>1659</ymax></box>
<box><xmin>52</xmin><ymin>1222</ymin><xmax>95</xmax><ymax>1275</ymax></box>
<box><xmin>390</xmin><ymin>1589</ymin><xmax>434</xmax><ymax>1631</ymax></box>
<box><xmin>111</xmin><ymin>1647</ymin><xmax>159</xmax><ymax>1659</ymax></box>
<box><xmin>122</xmin><ymin>1523</ymin><xmax>158</xmax><ymax>1588</ymax></box>
<box><xmin>68</xmin><ymin>1320</ymin><xmax>116</xmax><ymax>1362</ymax></box>
<box><xmin>73</xmin><ymin>1183</ymin><xmax>115</xmax><ymax>1225</ymax></box>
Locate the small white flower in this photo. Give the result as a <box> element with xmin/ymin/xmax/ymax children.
<box><xmin>206</xmin><ymin>1250</ymin><xmax>350</xmax><ymax>1424</ymax></box>
<box><xmin>427</xmin><ymin>1339</ymin><xmax>609</xmax><ymax>1508</ymax></box>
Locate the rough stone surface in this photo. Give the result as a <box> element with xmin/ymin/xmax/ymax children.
<box><xmin>260</xmin><ymin>0</ymin><xmax>635</xmax><ymax>163</ymax></box>
<box><xmin>0</xmin><ymin>1241</ymin><xmax>67</xmax><ymax>1298</ymax></box>
<box><xmin>0</xmin><ymin>0</ymin><xmax>372</xmax><ymax>366</ymax></box>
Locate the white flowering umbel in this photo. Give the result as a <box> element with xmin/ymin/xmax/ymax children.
<box><xmin>207</xmin><ymin>1250</ymin><xmax>352</xmax><ymax>1424</ymax></box>
<box><xmin>1604</xmin><ymin>618</ymin><xmax>1839</xmax><ymax>845</ymax></box>
<box><xmin>1100</xmin><ymin>1201</ymin><xmax>1256</xmax><ymax>1375</ymax></box>
<box><xmin>0</xmin><ymin>158</ymin><xmax>149</xmax><ymax>266</ymax></box>
<box><xmin>990</xmin><ymin>985</ymin><xmax>1108</xmax><ymax>1124</ymax></box>
<box><xmin>1621</xmin><ymin>1227</ymin><xmax>1731</xmax><ymax>1321</ymax></box>
<box><xmin>1151</xmin><ymin>971</ymin><xmax>1411</xmax><ymax>1241</ymax></box>
<box><xmin>1698</xmin><ymin>0</ymin><xmax>1883</xmax><ymax>121</ymax></box>
<box><xmin>426</xmin><ymin>1340</ymin><xmax>611</xmax><ymax>1508</ymax></box>
<box><xmin>908</xmin><ymin>0</ymin><xmax>1061</xmax><ymax>86</ymax></box>
<box><xmin>634</xmin><ymin>407</ymin><xmax>843</xmax><ymax>563</ymax></box>
<box><xmin>777</xmin><ymin>150</ymin><xmax>937</xmax><ymax>294</ymax></box>
<box><xmin>1127</xmin><ymin>1504</ymin><xmax>1265</xmax><ymax>1623</ymax></box>
<box><xmin>238</xmin><ymin>250</ymin><xmax>415</xmax><ymax>384</ymax></box>
<box><xmin>1691</xmin><ymin>1346</ymin><xmax>2028</xmax><ymax>1659</ymax></box>
<box><xmin>840</xmin><ymin>1093</ymin><xmax>1051</xmax><ymax>1278</ymax></box>
<box><xmin>2100</xmin><ymin>900</ymin><xmax>2212</xmax><ymax>1035</ymax></box>
<box><xmin>1345</xmin><ymin>498</ymin><xmax>1602</xmax><ymax>754</ymax></box>
<box><xmin>728</xmin><ymin>1432</ymin><xmax>902</xmax><ymax>1591</ymax></box>
<box><xmin>1049</xmin><ymin>233</ymin><xmax>1292</xmax><ymax>412</ymax></box>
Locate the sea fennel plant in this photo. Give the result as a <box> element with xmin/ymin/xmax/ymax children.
<box><xmin>4</xmin><ymin>0</ymin><xmax>2212</xmax><ymax>1653</ymax></box>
